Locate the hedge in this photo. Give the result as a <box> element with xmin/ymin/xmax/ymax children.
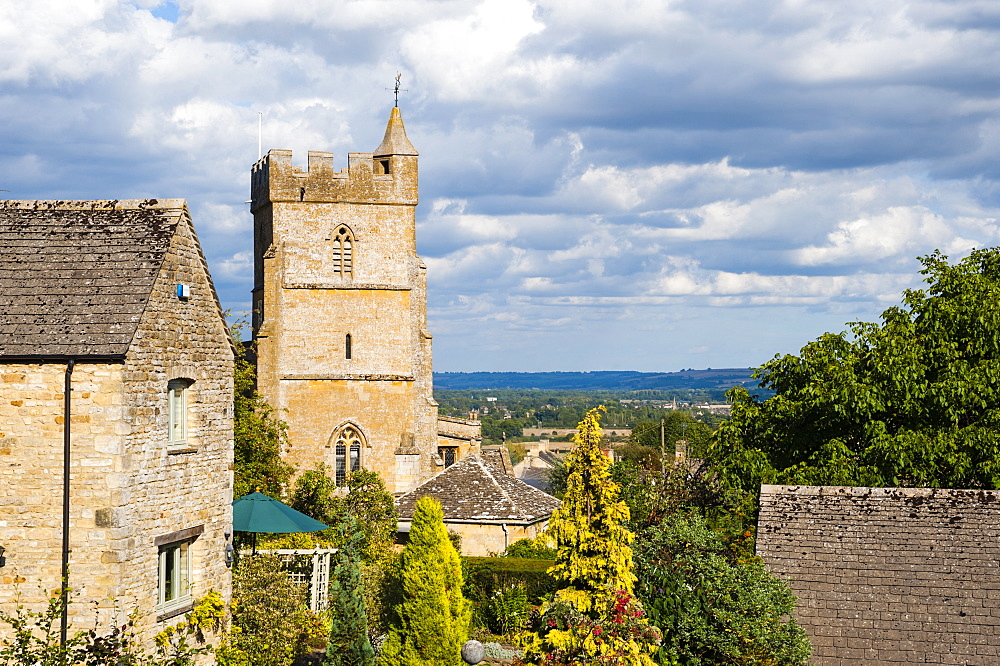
<box><xmin>462</xmin><ymin>557</ymin><xmax>558</xmax><ymax>605</ymax></box>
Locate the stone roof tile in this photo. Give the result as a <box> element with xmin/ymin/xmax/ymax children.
<box><xmin>396</xmin><ymin>454</ymin><xmax>561</xmax><ymax>523</ymax></box>
<box><xmin>0</xmin><ymin>199</ymin><xmax>183</xmax><ymax>359</ymax></box>
<box><xmin>757</xmin><ymin>484</ymin><xmax>1000</xmax><ymax>664</ymax></box>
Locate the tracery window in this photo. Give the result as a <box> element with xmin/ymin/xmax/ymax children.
<box><xmin>335</xmin><ymin>425</ymin><xmax>363</xmax><ymax>485</ymax></box>
<box><xmin>332</xmin><ymin>226</ymin><xmax>354</xmax><ymax>277</ymax></box>
<box><xmin>439</xmin><ymin>446</ymin><xmax>457</xmax><ymax>468</ymax></box>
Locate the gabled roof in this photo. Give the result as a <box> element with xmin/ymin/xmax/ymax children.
<box><xmin>0</xmin><ymin>199</ymin><xmax>184</xmax><ymax>359</ymax></box>
<box><xmin>396</xmin><ymin>454</ymin><xmax>561</xmax><ymax>524</ymax></box>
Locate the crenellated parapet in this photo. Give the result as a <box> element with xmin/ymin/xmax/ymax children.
<box><xmin>250</xmin><ymin>107</ymin><xmax>419</xmax><ymax>211</ymax></box>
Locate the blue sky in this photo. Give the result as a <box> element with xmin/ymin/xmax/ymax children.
<box><xmin>2</xmin><ymin>0</ymin><xmax>999</xmax><ymax>371</ymax></box>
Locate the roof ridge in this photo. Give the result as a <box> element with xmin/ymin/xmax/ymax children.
<box><xmin>476</xmin><ymin>454</ymin><xmax>520</xmax><ymax>513</ymax></box>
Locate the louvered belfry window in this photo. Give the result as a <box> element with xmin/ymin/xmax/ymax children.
<box><xmin>332</xmin><ymin>226</ymin><xmax>353</xmax><ymax>276</ymax></box>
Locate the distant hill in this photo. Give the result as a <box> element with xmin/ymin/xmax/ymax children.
<box><xmin>433</xmin><ymin>369</ymin><xmax>757</xmax><ymax>391</ymax></box>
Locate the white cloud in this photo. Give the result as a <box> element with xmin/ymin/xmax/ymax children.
<box><xmin>4</xmin><ymin>0</ymin><xmax>1000</xmax><ymax>370</ymax></box>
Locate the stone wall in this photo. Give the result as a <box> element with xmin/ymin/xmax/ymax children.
<box><xmin>445</xmin><ymin>520</ymin><xmax>548</xmax><ymax>557</ymax></box>
<box><xmin>117</xmin><ymin>208</ymin><xmax>234</xmax><ymax>644</ymax></box>
<box><xmin>0</xmin><ymin>362</ymin><xmax>128</xmax><ymax>631</ymax></box>
<box><xmin>0</xmin><ymin>207</ymin><xmax>233</xmax><ymax>654</ymax></box>
<box><xmin>757</xmin><ymin>484</ymin><xmax>1000</xmax><ymax>665</ymax></box>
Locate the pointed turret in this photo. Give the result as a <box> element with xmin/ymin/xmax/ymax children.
<box><xmin>374</xmin><ymin>107</ymin><xmax>418</xmax><ymax>157</ymax></box>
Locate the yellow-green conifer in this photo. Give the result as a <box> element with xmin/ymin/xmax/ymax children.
<box><xmin>522</xmin><ymin>407</ymin><xmax>661</xmax><ymax>665</ymax></box>
<box><xmin>377</xmin><ymin>496</ymin><xmax>470</xmax><ymax>666</ymax></box>
<box><xmin>547</xmin><ymin>406</ymin><xmax>636</xmax><ymax>612</ymax></box>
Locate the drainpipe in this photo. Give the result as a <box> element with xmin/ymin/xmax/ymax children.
<box><xmin>501</xmin><ymin>523</ymin><xmax>509</xmax><ymax>551</ymax></box>
<box><xmin>60</xmin><ymin>359</ymin><xmax>74</xmax><ymax>647</ymax></box>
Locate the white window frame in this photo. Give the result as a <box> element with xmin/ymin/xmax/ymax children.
<box><xmin>167</xmin><ymin>379</ymin><xmax>191</xmax><ymax>448</ymax></box>
<box><xmin>157</xmin><ymin>540</ymin><xmax>192</xmax><ymax>615</ymax></box>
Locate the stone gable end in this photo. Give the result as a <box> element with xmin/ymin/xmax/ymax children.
<box><xmin>0</xmin><ymin>200</ymin><xmax>233</xmax><ymax>657</ymax></box>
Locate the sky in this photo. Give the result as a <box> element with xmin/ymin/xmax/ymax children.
<box><xmin>2</xmin><ymin>0</ymin><xmax>999</xmax><ymax>372</ymax></box>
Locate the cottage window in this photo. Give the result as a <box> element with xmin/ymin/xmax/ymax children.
<box><xmin>332</xmin><ymin>226</ymin><xmax>353</xmax><ymax>277</ymax></box>
<box><xmin>335</xmin><ymin>426</ymin><xmax>363</xmax><ymax>485</ymax></box>
<box><xmin>167</xmin><ymin>379</ymin><xmax>192</xmax><ymax>448</ymax></box>
<box><xmin>157</xmin><ymin>539</ymin><xmax>191</xmax><ymax>614</ymax></box>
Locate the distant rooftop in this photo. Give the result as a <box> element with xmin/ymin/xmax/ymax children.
<box><xmin>396</xmin><ymin>453</ymin><xmax>560</xmax><ymax>524</ymax></box>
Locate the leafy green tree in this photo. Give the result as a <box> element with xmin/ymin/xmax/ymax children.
<box><xmin>342</xmin><ymin>469</ymin><xmax>398</xmax><ymax>563</ymax></box>
<box><xmin>714</xmin><ymin>248</ymin><xmax>1000</xmax><ymax>493</ymax></box>
<box><xmin>289</xmin><ymin>464</ymin><xmax>340</xmax><ymax>522</ymax></box>
<box><xmin>635</xmin><ymin>513</ymin><xmax>810</xmax><ymax>665</ymax></box>
<box><xmin>324</xmin><ymin>516</ymin><xmax>375</xmax><ymax>666</ymax></box>
<box><xmin>377</xmin><ymin>496</ymin><xmax>470</xmax><ymax>666</ymax></box>
<box><xmin>233</xmin><ymin>337</ymin><xmax>294</xmax><ymax>498</ymax></box>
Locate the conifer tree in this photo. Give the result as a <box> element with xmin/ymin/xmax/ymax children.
<box><xmin>547</xmin><ymin>406</ymin><xmax>636</xmax><ymax>612</ymax></box>
<box><xmin>377</xmin><ymin>496</ymin><xmax>470</xmax><ymax>666</ymax></box>
<box><xmin>324</xmin><ymin>515</ymin><xmax>375</xmax><ymax>666</ymax></box>
<box><xmin>522</xmin><ymin>407</ymin><xmax>660</xmax><ymax>665</ymax></box>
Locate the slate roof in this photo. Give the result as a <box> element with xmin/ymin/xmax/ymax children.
<box><xmin>396</xmin><ymin>454</ymin><xmax>561</xmax><ymax>523</ymax></box>
<box><xmin>757</xmin><ymin>485</ymin><xmax>1000</xmax><ymax>665</ymax></box>
<box><xmin>0</xmin><ymin>200</ymin><xmax>183</xmax><ymax>359</ymax></box>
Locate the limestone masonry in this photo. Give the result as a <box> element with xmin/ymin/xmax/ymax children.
<box><xmin>0</xmin><ymin>200</ymin><xmax>234</xmax><ymax>655</ymax></box>
<box><xmin>251</xmin><ymin>108</ymin><xmax>480</xmax><ymax>493</ymax></box>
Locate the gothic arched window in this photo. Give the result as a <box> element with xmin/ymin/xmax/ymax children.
<box><xmin>332</xmin><ymin>226</ymin><xmax>354</xmax><ymax>277</ymax></box>
<box><xmin>335</xmin><ymin>425</ymin><xmax>363</xmax><ymax>485</ymax></box>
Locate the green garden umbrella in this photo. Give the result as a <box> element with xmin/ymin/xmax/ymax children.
<box><xmin>232</xmin><ymin>491</ymin><xmax>329</xmax><ymax>553</ymax></box>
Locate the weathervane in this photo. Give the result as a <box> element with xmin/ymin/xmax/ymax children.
<box><xmin>388</xmin><ymin>73</ymin><xmax>407</xmax><ymax>107</ymax></box>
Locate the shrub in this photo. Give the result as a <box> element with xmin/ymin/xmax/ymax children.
<box><xmin>463</xmin><ymin>557</ymin><xmax>557</xmax><ymax>606</ymax></box>
<box><xmin>228</xmin><ymin>554</ymin><xmax>319</xmax><ymax>666</ymax></box>
<box><xmin>377</xmin><ymin>497</ymin><xmax>470</xmax><ymax>666</ymax></box>
<box><xmin>502</xmin><ymin>538</ymin><xmax>556</xmax><ymax>560</ymax></box>
<box><xmin>521</xmin><ymin>590</ymin><xmax>661</xmax><ymax>666</ymax></box>
<box><xmin>324</xmin><ymin>516</ymin><xmax>375</xmax><ymax>666</ymax></box>
<box><xmin>635</xmin><ymin>513</ymin><xmax>810</xmax><ymax>665</ymax></box>
<box><xmin>480</xmin><ymin>583</ymin><xmax>529</xmax><ymax>636</ymax></box>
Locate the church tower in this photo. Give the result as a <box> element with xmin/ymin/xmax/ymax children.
<box><xmin>250</xmin><ymin>108</ymin><xmax>479</xmax><ymax>494</ymax></box>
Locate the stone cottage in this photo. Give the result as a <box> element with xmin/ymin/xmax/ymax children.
<box><xmin>250</xmin><ymin>107</ymin><xmax>480</xmax><ymax>494</ymax></box>
<box><xmin>757</xmin><ymin>484</ymin><xmax>1000</xmax><ymax>665</ymax></box>
<box><xmin>396</xmin><ymin>448</ymin><xmax>561</xmax><ymax>556</ymax></box>
<box><xmin>0</xmin><ymin>200</ymin><xmax>234</xmax><ymax>649</ymax></box>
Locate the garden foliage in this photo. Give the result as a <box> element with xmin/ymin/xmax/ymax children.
<box><xmin>226</xmin><ymin>554</ymin><xmax>324</xmax><ymax>666</ymax></box>
<box><xmin>522</xmin><ymin>408</ymin><xmax>661</xmax><ymax>665</ymax></box>
<box><xmin>232</xmin><ymin>335</ymin><xmax>294</xmax><ymax>498</ymax></box>
<box><xmin>324</xmin><ymin>516</ymin><xmax>375</xmax><ymax>666</ymax></box>
<box><xmin>545</xmin><ymin>407</ymin><xmax>636</xmax><ymax>612</ymax></box>
<box><xmin>715</xmin><ymin>248</ymin><xmax>1000</xmax><ymax>492</ymax></box>
<box><xmin>635</xmin><ymin>513</ymin><xmax>810</xmax><ymax>665</ymax></box>
<box><xmin>377</xmin><ymin>496</ymin><xmax>471</xmax><ymax>666</ymax></box>
<box><xmin>0</xmin><ymin>587</ymin><xmax>223</xmax><ymax>666</ymax></box>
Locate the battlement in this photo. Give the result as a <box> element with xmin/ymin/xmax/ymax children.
<box><xmin>250</xmin><ymin>108</ymin><xmax>419</xmax><ymax>210</ymax></box>
<box><xmin>250</xmin><ymin>148</ymin><xmax>417</xmax><ymax>210</ymax></box>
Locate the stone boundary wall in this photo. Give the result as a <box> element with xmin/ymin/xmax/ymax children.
<box><xmin>757</xmin><ymin>485</ymin><xmax>1000</xmax><ymax>665</ymax></box>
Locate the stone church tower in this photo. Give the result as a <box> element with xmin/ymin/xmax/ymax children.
<box><xmin>250</xmin><ymin>108</ymin><xmax>479</xmax><ymax>494</ymax></box>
